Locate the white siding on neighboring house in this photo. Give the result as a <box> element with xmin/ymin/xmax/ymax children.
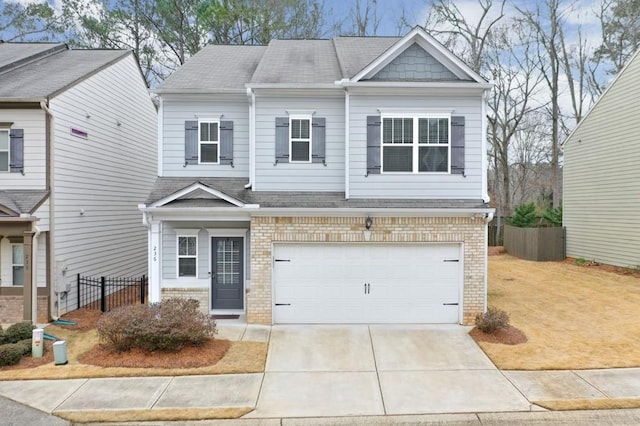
<box><xmin>563</xmin><ymin>52</ymin><xmax>640</xmax><ymax>268</ymax></box>
<box><xmin>254</xmin><ymin>95</ymin><xmax>345</xmax><ymax>191</ymax></box>
<box><xmin>49</xmin><ymin>54</ymin><xmax>157</xmax><ymax>312</ymax></box>
<box><xmin>162</xmin><ymin>95</ymin><xmax>249</xmax><ymax>177</ymax></box>
<box><xmin>349</xmin><ymin>93</ymin><xmax>484</xmax><ymax>199</ymax></box>
<box><xmin>0</xmin><ymin>108</ymin><xmax>47</xmax><ymax>189</ymax></box>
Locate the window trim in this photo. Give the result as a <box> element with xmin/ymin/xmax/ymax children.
<box><xmin>289</xmin><ymin>115</ymin><xmax>312</xmax><ymax>163</ymax></box>
<box><xmin>177</xmin><ymin>229</ymin><xmax>199</xmax><ymax>278</ymax></box>
<box><xmin>198</xmin><ymin>119</ymin><xmax>220</xmax><ymax>165</ymax></box>
<box><xmin>11</xmin><ymin>243</ymin><xmax>24</xmax><ymax>286</ymax></box>
<box><xmin>380</xmin><ymin>113</ymin><xmax>451</xmax><ymax>174</ymax></box>
<box><xmin>0</xmin><ymin>128</ymin><xmax>9</xmax><ymax>173</ymax></box>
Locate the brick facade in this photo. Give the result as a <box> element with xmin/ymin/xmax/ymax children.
<box><xmin>0</xmin><ymin>296</ymin><xmax>49</xmax><ymax>324</ymax></box>
<box><xmin>248</xmin><ymin>216</ymin><xmax>486</xmax><ymax>325</ymax></box>
<box><xmin>161</xmin><ymin>287</ymin><xmax>209</xmax><ymax>314</ymax></box>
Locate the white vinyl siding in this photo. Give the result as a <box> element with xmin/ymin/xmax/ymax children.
<box><xmin>350</xmin><ymin>94</ymin><xmax>483</xmax><ymax>198</ymax></box>
<box><xmin>0</xmin><ymin>109</ymin><xmax>47</xmax><ymax>189</ymax></box>
<box><xmin>162</xmin><ymin>95</ymin><xmax>249</xmax><ymax>177</ymax></box>
<box><xmin>255</xmin><ymin>96</ymin><xmax>344</xmax><ymax>191</ymax></box>
<box><xmin>49</xmin><ymin>54</ymin><xmax>157</xmax><ymax>313</ymax></box>
<box><xmin>564</xmin><ymin>51</ymin><xmax>640</xmax><ymax>268</ymax></box>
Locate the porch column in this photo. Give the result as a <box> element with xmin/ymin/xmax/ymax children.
<box><xmin>149</xmin><ymin>220</ymin><xmax>162</xmax><ymax>303</ymax></box>
<box><xmin>22</xmin><ymin>231</ymin><xmax>34</xmax><ymax>323</ymax></box>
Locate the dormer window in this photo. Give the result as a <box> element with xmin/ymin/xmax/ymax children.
<box><xmin>199</xmin><ymin>120</ymin><xmax>219</xmax><ymax>164</ymax></box>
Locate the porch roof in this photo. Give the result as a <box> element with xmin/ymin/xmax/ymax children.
<box><xmin>145</xmin><ymin>177</ymin><xmax>489</xmax><ymax>210</ymax></box>
<box><xmin>0</xmin><ymin>190</ymin><xmax>49</xmax><ymax>216</ymax></box>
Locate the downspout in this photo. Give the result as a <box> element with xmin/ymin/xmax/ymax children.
<box><xmin>31</xmin><ymin>225</ymin><xmax>41</xmax><ymax>322</ymax></box>
<box><xmin>245</xmin><ymin>88</ymin><xmax>255</xmax><ymax>189</ymax></box>
<box><xmin>483</xmin><ymin>211</ymin><xmax>494</xmax><ymax>312</ymax></box>
<box><xmin>481</xmin><ymin>89</ymin><xmax>490</xmax><ymax>203</ymax></box>
<box><xmin>40</xmin><ymin>100</ymin><xmax>57</xmax><ymax>320</ymax></box>
<box><xmin>157</xmin><ymin>96</ymin><xmax>164</xmax><ymax>176</ymax></box>
<box><xmin>344</xmin><ymin>89</ymin><xmax>350</xmax><ymax>199</ymax></box>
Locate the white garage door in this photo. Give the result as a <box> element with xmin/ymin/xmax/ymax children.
<box><xmin>273</xmin><ymin>243</ymin><xmax>461</xmax><ymax>324</ymax></box>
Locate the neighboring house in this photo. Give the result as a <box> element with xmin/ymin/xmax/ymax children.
<box><xmin>563</xmin><ymin>50</ymin><xmax>640</xmax><ymax>268</ymax></box>
<box><xmin>0</xmin><ymin>42</ymin><xmax>157</xmax><ymax>323</ymax></box>
<box><xmin>140</xmin><ymin>27</ymin><xmax>494</xmax><ymax>325</ymax></box>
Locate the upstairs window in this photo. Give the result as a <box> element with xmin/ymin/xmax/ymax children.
<box><xmin>289</xmin><ymin>116</ymin><xmax>311</xmax><ymax>162</ymax></box>
<box><xmin>381</xmin><ymin>115</ymin><xmax>450</xmax><ymax>173</ymax></box>
<box><xmin>177</xmin><ymin>234</ymin><xmax>197</xmax><ymax>277</ymax></box>
<box><xmin>0</xmin><ymin>129</ymin><xmax>8</xmax><ymax>172</ymax></box>
<box><xmin>199</xmin><ymin>120</ymin><xmax>219</xmax><ymax>164</ymax></box>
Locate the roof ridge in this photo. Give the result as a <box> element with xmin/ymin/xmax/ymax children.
<box><xmin>0</xmin><ymin>43</ymin><xmax>67</xmax><ymax>76</ymax></box>
<box><xmin>331</xmin><ymin>38</ymin><xmax>348</xmax><ymax>79</ymax></box>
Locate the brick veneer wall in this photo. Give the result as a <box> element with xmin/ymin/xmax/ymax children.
<box><xmin>160</xmin><ymin>288</ymin><xmax>209</xmax><ymax>314</ymax></box>
<box><xmin>0</xmin><ymin>296</ymin><xmax>49</xmax><ymax>324</ymax></box>
<box><xmin>249</xmin><ymin>216</ymin><xmax>486</xmax><ymax>325</ymax></box>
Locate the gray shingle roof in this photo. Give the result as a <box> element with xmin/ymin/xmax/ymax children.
<box><xmin>0</xmin><ymin>190</ymin><xmax>49</xmax><ymax>215</ymax></box>
<box><xmin>159</xmin><ymin>45</ymin><xmax>266</xmax><ymax>92</ymax></box>
<box><xmin>0</xmin><ymin>42</ymin><xmax>66</xmax><ymax>71</ymax></box>
<box><xmin>333</xmin><ymin>36</ymin><xmax>400</xmax><ymax>78</ymax></box>
<box><xmin>145</xmin><ymin>178</ymin><xmax>488</xmax><ymax>210</ymax></box>
<box><xmin>0</xmin><ymin>44</ymin><xmax>130</xmax><ymax>100</ymax></box>
<box><xmin>250</xmin><ymin>39</ymin><xmax>342</xmax><ymax>84</ymax></box>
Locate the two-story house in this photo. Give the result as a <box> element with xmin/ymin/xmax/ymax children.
<box><xmin>0</xmin><ymin>42</ymin><xmax>157</xmax><ymax>323</ymax></box>
<box><xmin>140</xmin><ymin>27</ymin><xmax>494</xmax><ymax>325</ymax></box>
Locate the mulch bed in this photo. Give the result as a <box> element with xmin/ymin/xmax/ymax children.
<box><xmin>469</xmin><ymin>325</ymin><xmax>528</xmax><ymax>345</ymax></box>
<box><xmin>0</xmin><ymin>340</ymin><xmax>54</xmax><ymax>371</ymax></box>
<box><xmin>58</xmin><ymin>308</ymin><xmax>103</xmax><ymax>332</ymax></box>
<box><xmin>79</xmin><ymin>338</ymin><xmax>232</xmax><ymax>369</ymax></box>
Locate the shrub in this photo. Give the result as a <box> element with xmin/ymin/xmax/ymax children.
<box><xmin>0</xmin><ymin>326</ymin><xmax>5</xmax><ymax>345</ymax></box>
<box><xmin>507</xmin><ymin>202</ymin><xmax>538</xmax><ymax>227</ymax></box>
<box><xmin>475</xmin><ymin>307</ymin><xmax>510</xmax><ymax>334</ymax></box>
<box><xmin>16</xmin><ymin>339</ymin><xmax>33</xmax><ymax>356</ymax></box>
<box><xmin>543</xmin><ymin>206</ymin><xmax>562</xmax><ymax>227</ymax></box>
<box><xmin>5</xmin><ymin>322</ymin><xmax>34</xmax><ymax>344</ymax></box>
<box><xmin>97</xmin><ymin>298</ymin><xmax>217</xmax><ymax>352</ymax></box>
<box><xmin>0</xmin><ymin>343</ymin><xmax>26</xmax><ymax>366</ymax></box>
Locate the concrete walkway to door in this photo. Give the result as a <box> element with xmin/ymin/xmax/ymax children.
<box><xmin>245</xmin><ymin>324</ymin><xmax>533</xmax><ymax>418</ymax></box>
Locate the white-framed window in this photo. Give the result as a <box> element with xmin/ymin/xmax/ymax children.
<box><xmin>199</xmin><ymin>120</ymin><xmax>219</xmax><ymax>164</ymax></box>
<box><xmin>177</xmin><ymin>231</ymin><xmax>198</xmax><ymax>277</ymax></box>
<box><xmin>0</xmin><ymin>129</ymin><xmax>9</xmax><ymax>172</ymax></box>
<box><xmin>289</xmin><ymin>115</ymin><xmax>312</xmax><ymax>163</ymax></box>
<box><xmin>12</xmin><ymin>243</ymin><xmax>24</xmax><ymax>286</ymax></box>
<box><xmin>381</xmin><ymin>115</ymin><xmax>450</xmax><ymax>173</ymax></box>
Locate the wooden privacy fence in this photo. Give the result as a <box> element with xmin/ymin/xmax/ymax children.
<box><xmin>488</xmin><ymin>224</ymin><xmax>504</xmax><ymax>246</ymax></box>
<box><xmin>504</xmin><ymin>225</ymin><xmax>565</xmax><ymax>261</ymax></box>
<box><xmin>78</xmin><ymin>274</ymin><xmax>147</xmax><ymax>312</ymax></box>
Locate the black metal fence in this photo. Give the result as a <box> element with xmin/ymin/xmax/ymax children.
<box><xmin>78</xmin><ymin>274</ymin><xmax>147</xmax><ymax>312</ymax></box>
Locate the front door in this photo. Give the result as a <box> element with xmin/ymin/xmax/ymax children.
<box><xmin>211</xmin><ymin>237</ymin><xmax>244</xmax><ymax>310</ymax></box>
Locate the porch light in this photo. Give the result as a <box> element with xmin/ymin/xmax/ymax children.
<box><xmin>365</xmin><ymin>216</ymin><xmax>373</xmax><ymax>230</ymax></box>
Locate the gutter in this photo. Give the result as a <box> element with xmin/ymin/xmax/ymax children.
<box><xmin>335</xmin><ymin>80</ymin><xmax>493</xmax><ymax>90</ymax></box>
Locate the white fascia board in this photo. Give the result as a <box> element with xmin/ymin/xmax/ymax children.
<box><xmin>340</xmin><ymin>81</ymin><xmax>493</xmax><ymax>90</ymax></box>
<box><xmin>149</xmin><ymin>182</ymin><xmax>246</xmax><ymax>208</ymax></box>
<box><xmin>139</xmin><ymin>206</ymin><xmax>253</xmax><ymax>222</ymax></box>
<box><xmin>246</xmin><ymin>83</ymin><xmax>339</xmax><ymax>90</ymax></box>
<box><xmin>152</xmin><ymin>88</ymin><xmax>247</xmax><ymax>95</ymax></box>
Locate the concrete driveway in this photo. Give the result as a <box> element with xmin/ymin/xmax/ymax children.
<box><xmin>247</xmin><ymin>324</ymin><xmax>532</xmax><ymax>418</ymax></box>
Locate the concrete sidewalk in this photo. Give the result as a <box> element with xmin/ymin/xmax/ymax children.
<box><xmin>1</xmin><ymin>324</ymin><xmax>640</xmax><ymax>422</ymax></box>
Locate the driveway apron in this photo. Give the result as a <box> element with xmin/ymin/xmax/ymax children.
<box><xmin>248</xmin><ymin>324</ymin><xmax>531</xmax><ymax>418</ymax></box>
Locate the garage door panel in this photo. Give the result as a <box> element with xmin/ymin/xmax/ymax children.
<box><xmin>273</xmin><ymin>243</ymin><xmax>461</xmax><ymax>324</ymax></box>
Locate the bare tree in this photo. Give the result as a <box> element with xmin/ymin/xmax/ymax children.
<box><xmin>334</xmin><ymin>0</ymin><xmax>381</xmax><ymax>36</ymax></box>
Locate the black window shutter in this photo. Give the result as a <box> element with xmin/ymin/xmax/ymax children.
<box><xmin>219</xmin><ymin>121</ymin><xmax>234</xmax><ymax>165</ymax></box>
<box><xmin>451</xmin><ymin>116</ymin><xmax>465</xmax><ymax>175</ymax></box>
<box><xmin>184</xmin><ymin>121</ymin><xmax>199</xmax><ymax>165</ymax></box>
<box><xmin>311</xmin><ymin>117</ymin><xmax>325</xmax><ymax>164</ymax></box>
<box><xmin>366</xmin><ymin>116</ymin><xmax>381</xmax><ymax>175</ymax></box>
<box><xmin>9</xmin><ymin>128</ymin><xmax>24</xmax><ymax>173</ymax></box>
<box><xmin>275</xmin><ymin>117</ymin><xmax>289</xmax><ymax>163</ymax></box>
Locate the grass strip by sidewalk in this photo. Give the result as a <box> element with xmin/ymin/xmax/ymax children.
<box><xmin>55</xmin><ymin>407</ymin><xmax>253</xmax><ymax>423</ymax></box>
<box><xmin>534</xmin><ymin>398</ymin><xmax>640</xmax><ymax>411</ymax></box>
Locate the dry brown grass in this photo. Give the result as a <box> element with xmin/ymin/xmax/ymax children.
<box><xmin>534</xmin><ymin>398</ymin><xmax>640</xmax><ymax>411</ymax></box>
<box><xmin>481</xmin><ymin>254</ymin><xmax>640</xmax><ymax>370</ymax></box>
<box><xmin>55</xmin><ymin>407</ymin><xmax>252</xmax><ymax>423</ymax></box>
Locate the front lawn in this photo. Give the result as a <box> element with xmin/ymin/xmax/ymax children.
<box><xmin>481</xmin><ymin>254</ymin><xmax>640</xmax><ymax>370</ymax></box>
